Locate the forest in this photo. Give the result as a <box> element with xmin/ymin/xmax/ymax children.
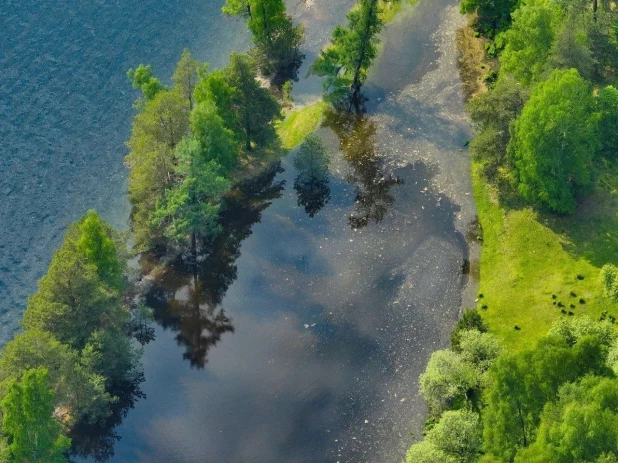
<box><xmin>3</xmin><ymin>0</ymin><xmax>618</xmax><ymax>461</ymax></box>
<box><xmin>406</xmin><ymin>0</ymin><xmax>618</xmax><ymax>461</ymax></box>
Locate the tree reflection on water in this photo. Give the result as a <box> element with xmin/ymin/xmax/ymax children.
<box><xmin>145</xmin><ymin>162</ymin><xmax>285</xmax><ymax>369</ymax></box>
<box><xmin>322</xmin><ymin>108</ymin><xmax>403</xmax><ymax>229</ymax></box>
<box><xmin>293</xmin><ymin>134</ymin><xmax>331</xmax><ymax>218</ymax></box>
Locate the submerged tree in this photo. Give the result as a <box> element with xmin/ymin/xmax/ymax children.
<box><xmin>311</xmin><ymin>0</ymin><xmax>384</xmax><ymax>112</ymax></box>
<box><xmin>1</xmin><ymin>367</ymin><xmax>71</xmax><ymax>463</ymax></box>
<box><xmin>293</xmin><ymin>134</ymin><xmax>331</xmax><ymax>217</ymax></box>
<box><xmin>223</xmin><ymin>0</ymin><xmax>305</xmax><ymax>86</ymax></box>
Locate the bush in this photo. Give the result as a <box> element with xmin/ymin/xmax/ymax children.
<box><xmin>600</xmin><ymin>264</ymin><xmax>618</xmax><ymax>303</ymax></box>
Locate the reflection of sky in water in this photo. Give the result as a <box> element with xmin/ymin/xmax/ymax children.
<box><xmin>66</xmin><ymin>0</ymin><xmax>473</xmax><ymax>461</ymax></box>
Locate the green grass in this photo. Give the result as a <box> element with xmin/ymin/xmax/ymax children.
<box><xmin>276</xmin><ymin>101</ymin><xmax>326</xmax><ymax>150</ymax></box>
<box><xmin>379</xmin><ymin>0</ymin><xmax>419</xmax><ymax>23</ymax></box>
<box><xmin>473</xmin><ymin>162</ymin><xmax>618</xmax><ymax>351</ymax></box>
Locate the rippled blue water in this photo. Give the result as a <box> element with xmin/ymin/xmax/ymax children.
<box><xmin>0</xmin><ymin>0</ymin><xmax>253</xmax><ymax>341</ymax></box>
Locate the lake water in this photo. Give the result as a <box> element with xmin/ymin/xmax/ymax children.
<box><xmin>1</xmin><ymin>0</ymin><xmax>475</xmax><ymax>461</ymax></box>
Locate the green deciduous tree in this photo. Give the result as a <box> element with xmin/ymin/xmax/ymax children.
<box><xmin>405</xmin><ymin>440</ymin><xmax>456</xmax><ymax>463</ymax></box>
<box><xmin>482</xmin><ymin>335</ymin><xmax>611</xmax><ymax>461</ymax></box>
<box><xmin>514</xmin><ymin>376</ymin><xmax>618</xmax><ymax>463</ymax></box>
<box><xmin>458</xmin><ymin>330</ymin><xmax>503</xmax><ymax>372</ymax></box>
<box><xmin>420</xmin><ymin>349</ymin><xmax>479</xmax><ymax>416</ymax></box>
<box><xmin>600</xmin><ymin>264</ymin><xmax>618</xmax><ymax>302</ymax></box>
<box><xmin>1</xmin><ymin>367</ymin><xmax>71</xmax><ymax>463</ymax></box>
<box><xmin>509</xmin><ymin>69</ymin><xmax>599</xmax><ymax>213</ymax></box>
<box><xmin>127</xmin><ymin>64</ymin><xmax>166</xmax><ymax>101</ymax></box>
<box><xmin>425</xmin><ymin>410</ymin><xmax>483</xmax><ymax>462</ymax></box>
<box><xmin>500</xmin><ymin>0</ymin><xmax>563</xmax><ymax>85</ymax></box>
<box><xmin>450</xmin><ymin>309</ymin><xmax>488</xmax><ymax>351</ymax></box>
<box><xmin>547</xmin><ymin>14</ymin><xmax>595</xmax><ymax>80</ymax></box>
<box><xmin>311</xmin><ymin>0</ymin><xmax>384</xmax><ymax>111</ymax></box>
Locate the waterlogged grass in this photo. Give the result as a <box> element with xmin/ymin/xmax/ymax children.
<box><xmin>379</xmin><ymin>0</ymin><xmax>418</xmax><ymax>23</ymax></box>
<box><xmin>276</xmin><ymin>101</ymin><xmax>326</xmax><ymax>150</ymax></box>
<box><xmin>473</xmin><ymin>163</ymin><xmax>618</xmax><ymax>351</ymax></box>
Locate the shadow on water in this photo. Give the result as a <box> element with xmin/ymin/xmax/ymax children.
<box><xmin>293</xmin><ymin>137</ymin><xmax>332</xmax><ymax>218</ymax></box>
<box><xmin>69</xmin><ymin>377</ymin><xmax>145</xmax><ymax>463</ymax></box>
<box><xmin>322</xmin><ymin>109</ymin><xmax>403</xmax><ymax>229</ymax></box>
<box><xmin>144</xmin><ymin>162</ymin><xmax>285</xmax><ymax>368</ymax></box>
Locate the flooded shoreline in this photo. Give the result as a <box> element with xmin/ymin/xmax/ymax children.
<box><xmin>78</xmin><ymin>1</ymin><xmax>476</xmax><ymax>461</ymax></box>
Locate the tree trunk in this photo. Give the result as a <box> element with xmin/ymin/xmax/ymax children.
<box><xmin>191</xmin><ymin>231</ymin><xmax>197</xmax><ymax>269</ymax></box>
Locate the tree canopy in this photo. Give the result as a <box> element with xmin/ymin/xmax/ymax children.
<box><xmin>509</xmin><ymin>69</ymin><xmax>599</xmax><ymax>213</ymax></box>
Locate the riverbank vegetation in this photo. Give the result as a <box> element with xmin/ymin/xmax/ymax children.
<box><xmin>408</xmin><ymin>314</ymin><xmax>618</xmax><ymax>462</ymax></box>
<box><xmin>403</xmin><ymin>0</ymin><xmax>618</xmax><ymax>460</ymax></box>
<box><xmin>0</xmin><ymin>211</ymin><xmax>146</xmax><ymax>462</ymax></box>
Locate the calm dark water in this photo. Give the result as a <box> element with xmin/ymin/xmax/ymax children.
<box><xmin>75</xmin><ymin>1</ymin><xmax>475</xmax><ymax>462</ymax></box>
<box><xmin>0</xmin><ymin>0</ymin><xmax>353</xmax><ymax>341</ymax></box>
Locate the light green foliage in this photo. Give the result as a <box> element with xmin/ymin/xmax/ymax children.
<box><xmin>173</xmin><ymin>48</ymin><xmax>199</xmax><ymax>109</ymax></box>
<box><xmin>420</xmin><ymin>349</ymin><xmax>479</xmax><ymax>416</ymax></box>
<box><xmin>451</xmin><ymin>309</ymin><xmax>488</xmax><ymax>351</ymax></box>
<box><xmin>514</xmin><ymin>376</ymin><xmax>618</xmax><ymax>463</ymax></box>
<box><xmin>1</xmin><ymin>368</ymin><xmax>71</xmax><ymax>463</ymax></box>
<box><xmin>152</xmin><ymin>138</ymin><xmax>230</xmax><ymax>246</ymax></box>
<box><xmin>608</xmin><ymin>339</ymin><xmax>618</xmax><ymax>374</ymax></box>
<box><xmin>405</xmin><ymin>440</ymin><xmax>456</xmax><ymax>463</ymax></box>
<box><xmin>225</xmin><ymin>53</ymin><xmax>282</xmax><ymax>150</ymax></box>
<box><xmin>0</xmin><ymin>330</ymin><xmax>111</xmax><ymax>424</ymax></box>
<box><xmin>77</xmin><ymin>210</ymin><xmax>123</xmax><ymax>289</ymax></box>
<box><xmin>509</xmin><ymin>69</ymin><xmax>599</xmax><ymax>213</ymax></box>
<box><xmin>500</xmin><ymin>0</ymin><xmax>563</xmax><ymax>85</ymax></box>
<box><xmin>311</xmin><ymin>0</ymin><xmax>384</xmax><ymax>110</ymax></box>
<box><xmin>459</xmin><ymin>330</ymin><xmax>503</xmax><ymax>372</ymax></box>
<box><xmin>127</xmin><ymin>64</ymin><xmax>166</xmax><ymax>101</ymax></box>
<box><xmin>23</xmin><ymin>219</ymin><xmax>127</xmax><ymax>350</ymax></box>
<box><xmin>125</xmin><ymin>89</ymin><xmax>190</xmax><ymax>250</ymax></box>
<box><xmin>460</xmin><ymin>0</ymin><xmax>519</xmax><ymax>34</ymax></box>
<box><xmin>548</xmin><ymin>315</ymin><xmax>617</xmax><ymax>347</ymax></box>
<box><xmin>194</xmin><ymin>67</ymin><xmax>238</xmax><ymax>137</ymax></box>
<box><xmin>190</xmin><ymin>102</ymin><xmax>238</xmax><ymax>171</ymax></box>
<box><xmin>426</xmin><ymin>410</ymin><xmax>483</xmax><ymax>462</ymax></box>
<box><xmin>482</xmin><ymin>335</ymin><xmax>611</xmax><ymax>461</ymax></box>
<box><xmin>600</xmin><ymin>264</ymin><xmax>618</xmax><ymax>302</ymax></box>
<box><xmin>598</xmin><ymin>86</ymin><xmax>618</xmax><ymax>159</ymax></box>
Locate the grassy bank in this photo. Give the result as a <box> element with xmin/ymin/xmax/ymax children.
<box><xmin>276</xmin><ymin>101</ymin><xmax>327</xmax><ymax>149</ymax></box>
<box><xmin>473</xmin><ymin>161</ymin><xmax>618</xmax><ymax>350</ymax></box>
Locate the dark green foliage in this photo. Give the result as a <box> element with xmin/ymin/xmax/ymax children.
<box><xmin>311</xmin><ymin>0</ymin><xmax>384</xmax><ymax>111</ymax></box>
<box><xmin>467</xmin><ymin>77</ymin><xmax>527</xmax><ymax>181</ymax></box>
<box><xmin>460</xmin><ymin>0</ymin><xmax>519</xmax><ymax>35</ymax></box>
<box><xmin>151</xmin><ymin>137</ymin><xmax>230</xmax><ymax>249</ymax></box>
<box><xmin>1</xmin><ymin>368</ymin><xmax>71</xmax><ymax>463</ymax></box>
<box><xmin>224</xmin><ymin>53</ymin><xmax>282</xmax><ymax>150</ymax></box>
<box><xmin>509</xmin><ymin>69</ymin><xmax>599</xmax><ymax>213</ymax></box>
<box><xmin>223</xmin><ymin>0</ymin><xmax>305</xmax><ymax>86</ymax></box>
<box><xmin>293</xmin><ymin>134</ymin><xmax>331</xmax><ymax>217</ymax></box>
<box><xmin>451</xmin><ymin>309</ymin><xmax>488</xmax><ymax>351</ymax></box>
<box><xmin>597</xmin><ymin>86</ymin><xmax>618</xmax><ymax>160</ymax></box>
